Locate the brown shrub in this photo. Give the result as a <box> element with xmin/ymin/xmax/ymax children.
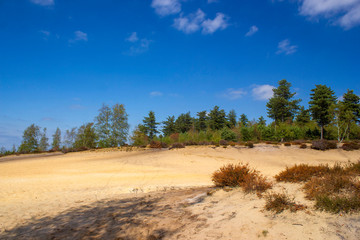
<box><xmin>149</xmin><ymin>141</ymin><xmax>168</xmax><ymax>148</ymax></box>
<box><xmin>169</xmin><ymin>133</ymin><xmax>179</xmax><ymax>142</ymax></box>
<box><xmin>299</xmin><ymin>143</ymin><xmax>307</xmax><ymax>149</ymax></box>
<box><xmin>291</xmin><ymin>140</ymin><xmax>306</xmax><ymax>145</ymax></box>
<box><xmin>275</xmin><ymin>164</ymin><xmax>333</xmax><ymax>183</ymax></box>
<box><xmin>311</xmin><ymin>140</ymin><xmax>337</xmax><ymax>151</ymax></box>
<box><xmin>246</xmin><ymin>142</ymin><xmax>254</xmax><ymax>148</ymax></box>
<box><xmin>219</xmin><ymin>139</ymin><xmax>228</xmax><ymax>146</ymax></box>
<box><xmin>284</xmin><ymin>142</ymin><xmax>291</xmax><ymax>147</ymax></box>
<box><xmin>264</xmin><ymin>192</ymin><xmax>306</xmax><ymax>213</ymax></box>
<box><xmin>342</xmin><ymin>142</ymin><xmax>360</xmax><ymax>151</ymax></box>
<box><xmin>212</xmin><ymin>163</ymin><xmax>272</xmax><ymax>194</ymax></box>
<box><xmin>228</xmin><ymin>141</ymin><xmax>236</xmax><ymax>147</ymax></box>
<box><xmin>169</xmin><ymin>142</ymin><xmax>185</xmax><ymax>149</ymax></box>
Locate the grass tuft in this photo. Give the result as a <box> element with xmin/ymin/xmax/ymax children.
<box><xmin>264</xmin><ymin>192</ymin><xmax>306</xmax><ymax>213</ymax></box>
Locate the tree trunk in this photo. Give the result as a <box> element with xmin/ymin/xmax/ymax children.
<box><xmin>321</xmin><ymin>125</ymin><xmax>324</xmax><ymax>140</ymax></box>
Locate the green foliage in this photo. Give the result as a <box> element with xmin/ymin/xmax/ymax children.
<box><xmin>195</xmin><ymin>111</ymin><xmax>208</xmax><ymax>131</ymax></box>
<box><xmin>51</xmin><ymin>127</ymin><xmax>61</xmax><ymax>150</ymax></box>
<box><xmin>266</xmin><ymin>79</ymin><xmax>301</xmax><ymax>123</ymax></box>
<box><xmin>142</xmin><ymin>111</ymin><xmax>159</xmax><ymax>140</ymax></box>
<box><xmin>39</xmin><ymin>128</ymin><xmax>49</xmax><ymax>151</ymax></box>
<box><xmin>175</xmin><ymin>112</ymin><xmax>193</xmax><ymax>133</ymax></box>
<box><xmin>64</xmin><ymin>127</ymin><xmax>77</xmax><ymax>149</ymax></box>
<box><xmin>95</xmin><ymin>103</ymin><xmax>129</xmax><ymax>147</ymax></box>
<box><xmin>208</xmin><ymin>106</ymin><xmax>227</xmax><ymax>130</ymax></box>
<box><xmin>227</xmin><ymin>109</ymin><xmax>237</xmax><ymax>128</ymax></box>
<box><xmin>295</xmin><ymin>106</ymin><xmax>311</xmax><ymax>126</ymax></box>
<box><xmin>258</xmin><ymin>116</ymin><xmax>266</xmax><ymax>126</ymax></box>
<box><xmin>131</xmin><ymin>125</ymin><xmax>149</xmax><ymax>146</ymax></box>
<box><xmin>309</xmin><ymin>84</ymin><xmax>337</xmax><ymax>139</ymax></box>
<box><xmin>241</xmin><ymin>127</ymin><xmax>252</xmax><ymax>141</ymax></box>
<box><xmin>73</xmin><ymin>123</ymin><xmax>97</xmax><ymax>149</ymax></box>
<box><xmin>162</xmin><ymin>115</ymin><xmax>176</xmax><ymax>136</ymax></box>
<box><xmin>18</xmin><ymin>124</ymin><xmax>41</xmax><ymax>153</ymax></box>
<box><xmin>221</xmin><ymin>128</ymin><xmax>237</xmax><ymax>141</ymax></box>
<box><xmin>239</xmin><ymin>114</ymin><xmax>249</xmax><ymax>127</ymax></box>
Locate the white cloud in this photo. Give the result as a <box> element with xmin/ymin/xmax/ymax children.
<box><xmin>127</xmin><ymin>38</ymin><xmax>151</xmax><ymax>56</ymax></box>
<box><xmin>150</xmin><ymin>91</ymin><xmax>163</xmax><ymax>97</ymax></box>
<box><xmin>245</xmin><ymin>25</ymin><xmax>258</xmax><ymax>37</ymax></box>
<box><xmin>173</xmin><ymin>9</ymin><xmax>205</xmax><ymax>34</ymax></box>
<box><xmin>201</xmin><ymin>13</ymin><xmax>229</xmax><ymax>34</ymax></box>
<box><xmin>285</xmin><ymin>0</ymin><xmax>360</xmax><ymax>29</ymax></box>
<box><xmin>30</xmin><ymin>0</ymin><xmax>54</xmax><ymax>6</ymax></box>
<box><xmin>221</xmin><ymin>88</ymin><xmax>247</xmax><ymax>100</ymax></box>
<box><xmin>276</xmin><ymin>39</ymin><xmax>298</xmax><ymax>55</ymax></box>
<box><xmin>151</xmin><ymin>0</ymin><xmax>181</xmax><ymax>16</ymax></box>
<box><xmin>252</xmin><ymin>85</ymin><xmax>274</xmax><ymax>100</ymax></box>
<box><xmin>126</xmin><ymin>32</ymin><xmax>139</xmax><ymax>42</ymax></box>
<box><xmin>69</xmin><ymin>31</ymin><xmax>88</xmax><ymax>43</ymax></box>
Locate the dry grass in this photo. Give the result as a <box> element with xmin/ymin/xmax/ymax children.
<box><xmin>264</xmin><ymin>192</ymin><xmax>306</xmax><ymax>214</ymax></box>
<box><xmin>212</xmin><ymin>163</ymin><xmax>272</xmax><ymax>195</ymax></box>
<box><xmin>284</xmin><ymin>142</ymin><xmax>291</xmax><ymax>147</ymax></box>
<box><xmin>274</xmin><ymin>164</ymin><xmax>334</xmax><ymax>183</ymax></box>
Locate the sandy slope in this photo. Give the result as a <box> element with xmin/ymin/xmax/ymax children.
<box><xmin>0</xmin><ymin>145</ymin><xmax>359</xmax><ymax>239</ymax></box>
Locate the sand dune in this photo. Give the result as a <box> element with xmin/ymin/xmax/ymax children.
<box><xmin>0</xmin><ymin>145</ymin><xmax>359</xmax><ymax>239</ymax></box>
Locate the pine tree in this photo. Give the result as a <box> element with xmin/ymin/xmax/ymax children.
<box><xmin>208</xmin><ymin>106</ymin><xmax>226</xmax><ymax>130</ymax></box>
<box><xmin>309</xmin><ymin>84</ymin><xmax>336</xmax><ymax>140</ymax></box>
<box><xmin>227</xmin><ymin>110</ymin><xmax>237</xmax><ymax>128</ymax></box>
<box><xmin>18</xmin><ymin>124</ymin><xmax>41</xmax><ymax>153</ymax></box>
<box><xmin>295</xmin><ymin>106</ymin><xmax>311</xmax><ymax>126</ymax></box>
<box><xmin>258</xmin><ymin>116</ymin><xmax>266</xmax><ymax>126</ymax></box>
<box><xmin>39</xmin><ymin>128</ymin><xmax>49</xmax><ymax>151</ymax></box>
<box><xmin>175</xmin><ymin>112</ymin><xmax>193</xmax><ymax>133</ymax></box>
<box><xmin>239</xmin><ymin>114</ymin><xmax>249</xmax><ymax>127</ymax></box>
<box><xmin>338</xmin><ymin>89</ymin><xmax>360</xmax><ymax>140</ymax></box>
<box><xmin>52</xmin><ymin>127</ymin><xmax>61</xmax><ymax>150</ymax></box>
<box><xmin>196</xmin><ymin>111</ymin><xmax>208</xmax><ymax>131</ymax></box>
<box><xmin>266</xmin><ymin>79</ymin><xmax>301</xmax><ymax>123</ymax></box>
<box><xmin>162</xmin><ymin>116</ymin><xmax>176</xmax><ymax>136</ymax></box>
<box><xmin>143</xmin><ymin>111</ymin><xmax>159</xmax><ymax>140</ymax></box>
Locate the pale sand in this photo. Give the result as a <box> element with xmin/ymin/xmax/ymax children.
<box><xmin>0</xmin><ymin>145</ymin><xmax>359</xmax><ymax>239</ymax></box>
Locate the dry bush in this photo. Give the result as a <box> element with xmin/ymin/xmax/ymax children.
<box><xmin>291</xmin><ymin>140</ymin><xmax>306</xmax><ymax>145</ymax></box>
<box><xmin>275</xmin><ymin>164</ymin><xmax>333</xmax><ymax>183</ymax></box>
<box><xmin>228</xmin><ymin>141</ymin><xmax>236</xmax><ymax>147</ymax></box>
<box><xmin>212</xmin><ymin>163</ymin><xmax>272</xmax><ymax>194</ymax></box>
<box><xmin>284</xmin><ymin>142</ymin><xmax>291</xmax><ymax>147</ymax></box>
<box><xmin>246</xmin><ymin>142</ymin><xmax>254</xmax><ymax>148</ymax></box>
<box><xmin>149</xmin><ymin>141</ymin><xmax>168</xmax><ymax>148</ymax></box>
<box><xmin>314</xmin><ymin>195</ymin><xmax>360</xmax><ymax>213</ymax></box>
<box><xmin>346</xmin><ymin>161</ymin><xmax>360</xmax><ymax>174</ymax></box>
<box><xmin>311</xmin><ymin>140</ymin><xmax>337</xmax><ymax>151</ymax></box>
<box><xmin>169</xmin><ymin>133</ymin><xmax>179</xmax><ymax>142</ymax></box>
<box><xmin>219</xmin><ymin>139</ymin><xmax>228</xmax><ymax>146</ymax></box>
<box><xmin>169</xmin><ymin>142</ymin><xmax>185</xmax><ymax>149</ymax></box>
<box><xmin>342</xmin><ymin>142</ymin><xmax>360</xmax><ymax>151</ymax></box>
<box><xmin>198</xmin><ymin>141</ymin><xmax>212</xmax><ymax>145</ymax></box>
<box><xmin>264</xmin><ymin>192</ymin><xmax>306</xmax><ymax>213</ymax></box>
<box><xmin>299</xmin><ymin>143</ymin><xmax>307</xmax><ymax>149</ymax></box>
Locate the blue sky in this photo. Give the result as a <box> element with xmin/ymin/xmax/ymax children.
<box><xmin>1</xmin><ymin>0</ymin><xmax>360</xmax><ymax>148</ymax></box>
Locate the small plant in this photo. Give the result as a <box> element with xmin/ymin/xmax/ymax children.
<box><xmin>314</xmin><ymin>195</ymin><xmax>360</xmax><ymax>213</ymax></box>
<box><xmin>149</xmin><ymin>141</ymin><xmax>168</xmax><ymax>148</ymax></box>
<box><xmin>342</xmin><ymin>142</ymin><xmax>360</xmax><ymax>151</ymax></box>
<box><xmin>169</xmin><ymin>142</ymin><xmax>185</xmax><ymax>149</ymax></box>
<box><xmin>219</xmin><ymin>139</ymin><xmax>228</xmax><ymax>146</ymax></box>
<box><xmin>264</xmin><ymin>192</ymin><xmax>306</xmax><ymax>213</ymax></box>
<box><xmin>212</xmin><ymin>163</ymin><xmax>272</xmax><ymax>194</ymax></box>
<box><xmin>299</xmin><ymin>143</ymin><xmax>307</xmax><ymax>149</ymax></box>
<box><xmin>228</xmin><ymin>141</ymin><xmax>236</xmax><ymax>147</ymax></box>
<box><xmin>284</xmin><ymin>142</ymin><xmax>291</xmax><ymax>147</ymax></box>
<box><xmin>275</xmin><ymin>164</ymin><xmax>333</xmax><ymax>183</ymax></box>
<box><xmin>311</xmin><ymin>140</ymin><xmax>337</xmax><ymax>151</ymax></box>
<box><xmin>246</xmin><ymin>142</ymin><xmax>254</xmax><ymax>148</ymax></box>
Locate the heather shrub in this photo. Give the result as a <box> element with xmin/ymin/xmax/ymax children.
<box><xmin>299</xmin><ymin>143</ymin><xmax>307</xmax><ymax>149</ymax></box>
<box><xmin>311</xmin><ymin>140</ymin><xmax>337</xmax><ymax>151</ymax></box>
<box><xmin>275</xmin><ymin>164</ymin><xmax>333</xmax><ymax>183</ymax></box>
<box><xmin>219</xmin><ymin>139</ymin><xmax>228</xmax><ymax>146</ymax></box>
<box><xmin>228</xmin><ymin>141</ymin><xmax>236</xmax><ymax>147</ymax></box>
<box><xmin>169</xmin><ymin>133</ymin><xmax>179</xmax><ymax>142</ymax></box>
<box><xmin>265</xmin><ymin>192</ymin><xmax>306</xmax><ymax>213</ymax></box>
<box><xmin>246</xmin><ymin>142</ymin><xmax>254</xmax><ymax>148</ymax></box>
<box><xmin>170</xmin><ymin>142</ymin><xmax>185</xmax><ymax>149</ymax></box>
<box><xmin>342</xmin><ymin>142</ymin><xmax>360</xmax><ymax>151</ymax></box>
<box><xmin>149</xmin><ymin>141</ymin><xmax>168</xmax><ymax>148</ymax></box>
<box><xmin>212</xmin><ymin>163</ymin><xmax>272</xmax><ymax>194</ymax></box>
<box><xmin>284</xmin><ymin>142</ymin><xmax>291</xmax><ymax>147</ymax></box>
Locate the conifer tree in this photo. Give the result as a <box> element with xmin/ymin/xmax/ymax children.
<box><xmin>227</xmin><ymin>110</ymin><xmax>237</xmax><ymax>128</ymax></box>
<box><xmin>162</xmin><ymin>116</ymin><xmax>176</xmax><ymax>136</ymax></box>
<box><xmin>266</xmin><ymin>79</ymin><xmax>301</xmax><ymax>123</ymax></box>
<box><xmin>175</xmin><ymin>112</ymin><xmax>193</xmax><ymax>133</ymax></box>
<box><xmin>295</xmin><ymin>106</ymin><xmax>311</xmax><ymax>126</ymax></box>
<box><xmin>309</xmin><ymin>84</ymin><xmax>336</xmax><ymax>139</ymax></box>
<box><xmin>239</xmin><ymin>114</ymin><xmax>249</xmax><ymax>127</ymax></box>
<box><xmin>208</xmin><ymin>106</ymin><xmax>226</xmax><ymax>130</ymax></box>
<box><xmin>143</xmin><ymin>111</ymin><xmax>159</xmax><ymax>140</ymax></box>
<box><xmin>258</xmin><ymin>116</ymin><xmax>266</xmax><ymax>126</ymax></box>
<box><xmin>196</xmin><ymin>111</ymin><xmax>208</xmax><ymax>131</ymax></box>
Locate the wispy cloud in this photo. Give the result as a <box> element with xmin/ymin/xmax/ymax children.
<box><xmin>150</xmin><ymin>91</ymin><xmax>163</xmax><ymax>97</ymax></box>
<box><xmin>30</xmin><ymin>0</ymin><xmax>54</xmax><ymax>6</ymax></box>
<box><xmin>126</xmin><ymin>32</ymin><xmax>139</xmax><ymax>42</ymax></box>
<box><xmin>245</xmin><ymin>25</ymin><xmax>258</xmax><ymax>37</ymax></box>
<box><xmin>276</xmin><ymin>39</ymin><xmax>298</xmax><ymax>55</ymax></box>
<box><xmin>201</xmin><ymin>13</ymin><xmax>229</xmax><ymax>34</ymax></box>
<box><xmin>126</xmin><ymin>37</ymin><xmax>151</xmax><ymax>56</ymax></box>
<box><xmin>173</xmin><ymin>9</ymin><xmax>205</xmax><ymax>34</ymax></box>
<box><xmin>220</xmin><ymin>88</ymin><xmax>247</xmax><ymax>100</ymax></box>
<box><xmin>252</xmin><ymin>85</ymin><xmax>274</xmax><ymax>100</ymax></box>
<box><xmin>69</xmin><ymin>31</ymin><xmax>88</xmax><ymax>43</ymax></box>
<box><xmin>173</xmin><ymin>10</ymin><xmax>229</xmax><ymax>34</ymax></box>
<box><xmin>151</xmin><ymin>0</ymin><xmax>181</xmax><ymax>16</ymax></box>
<box><xmin>39</xmin><ymin>30</ymin><xmax>50</xmax><ymax>40</ymax></box>
<box><xmin>277</xmin><ymin>0</ymin><xmax>360</xmax><ymax>29</ymax></box>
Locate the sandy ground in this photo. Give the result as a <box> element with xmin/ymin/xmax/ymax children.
<box><xmin>1</xmin><ymin>145</ymin><xmax>359</xmax><ymax>239</ymax></box>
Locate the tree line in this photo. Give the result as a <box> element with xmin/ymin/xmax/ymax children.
<box><xmin>1</xmin><ymin>80</ymin><xmax>359</xmax><ymax>155</ymax></box>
